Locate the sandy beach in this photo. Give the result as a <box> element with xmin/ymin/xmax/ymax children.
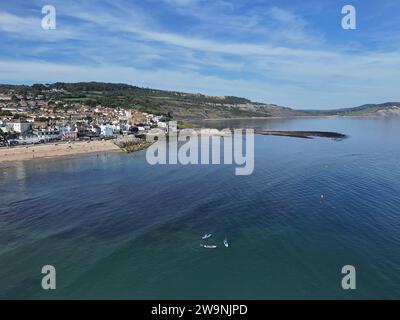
<box><xmin>0</xmin><ymin>140</ymin><xmax>120</xmax><ymax>163</ymax></box>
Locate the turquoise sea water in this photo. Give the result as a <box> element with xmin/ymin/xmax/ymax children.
<box><xmin>0</xmin><ymin>117</ymin><xmax>400</xmax><ymax>299</ymax></box>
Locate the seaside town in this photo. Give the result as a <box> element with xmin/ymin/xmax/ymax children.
<box><xmin>0</xmin><ymin>89</ymin><xmax>173</xmax><ymax>148</ymax></box>
<box><xmin>0</xmin><ymin>82</ymin><xmax>386</xmax><ymax>163</ymax></box>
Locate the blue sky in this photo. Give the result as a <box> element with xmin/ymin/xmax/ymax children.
<box><xmin>0</xmin><ymin>0</ymin><xmax>399</xmax><ymax>109</ymax></box>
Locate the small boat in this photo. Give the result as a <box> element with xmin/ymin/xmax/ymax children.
<box><xmin>223</xmin><ymin>238</ymin><xmax>229</xmax><ymax>248</ymax></box>
<box><xmin>202</xmin><ymin>233</ymin><xmax>212</xmax><ymax>240</ymax></box>
<box><xmin>203</xmin><ymin>245</ymin><xmax>217</xmax><ymax>249</ymax></box>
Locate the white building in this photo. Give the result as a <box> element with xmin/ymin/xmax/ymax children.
<box><xmin>100</xmin><ymin>124</ymin><xmax>114</xmax><ymax>137</ymax></box>
<box><xmin>12</xmin><ymin>119</ymin><xmax>31</xmax><ymax>134</ymax></box>
<box><xmin>157</xmin><ymin>121</ymin><xmax>167</xmax><ymax>128</ymax></box>
<box><xmin>125</xmin><ymin>110</ymin><xmax>132</xmax><ymax>118</ymax></box>
<box><xmin>34</xmin><ymin>129</ymin><xmax>60</xmax><ymax>141</ymax></box>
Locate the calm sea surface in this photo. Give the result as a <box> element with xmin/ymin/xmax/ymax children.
<box><xmin>1</xmin><ymin>117</ymin><xmax>399</xmax><ymax>299</ymax></box>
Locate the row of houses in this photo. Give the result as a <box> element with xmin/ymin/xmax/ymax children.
<box><xmin>0</xmin><ymin>114</ymin><xmax>169</xmax><ymax>146</ymax></box>
<box><xmin>1</xmin><ymin>90</ymin><xmax>172</xmax><ymax>146</ymax></box>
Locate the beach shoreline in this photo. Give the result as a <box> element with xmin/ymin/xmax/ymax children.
<box><xmin>0</xmin><ymin>140</ymin><xmax>120</xmax><ymax>164</ymax></box>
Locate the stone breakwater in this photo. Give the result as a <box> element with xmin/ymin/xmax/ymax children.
<box><xmin>113</xmin><ymin>136</ymin><xmax>154</xmax><ymax>153</ymax></box>
<box><xmin>255</xmin><ymin>130</ymin><xmax>347</xmax><ymax>140</ymax></box>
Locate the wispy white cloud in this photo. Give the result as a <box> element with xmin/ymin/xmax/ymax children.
<box><xmin>0</xmin><ymin>0</ymin><xmax>399</xmax><ymax>108</ymax></box>
<box><xmin>1</xmin><ymin>57</ymin><xmax>399</xmax><ymax>109</ymax></box>
<box><xmin>162</xmin><ymin>0</ymin><xmax>202</xmax><ymax>6</ymax></box>
<box><xmin>0</xmin><ymin>10</ymin><xmax>92</xmax><ymax>41</ymax></box>
<box><xmin>0</xmin><ymin>11</ymin><xmax>39</xmax><ymax>33</ymax></box>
